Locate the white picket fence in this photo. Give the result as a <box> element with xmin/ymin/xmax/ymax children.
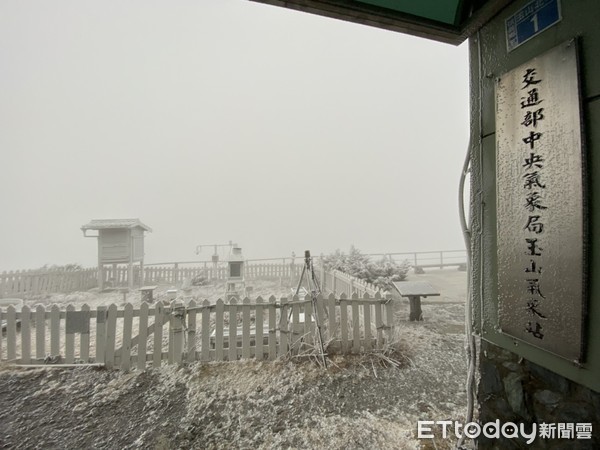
<box><xmin>140</xmin><ymin>262</ymin><xmax>303</xmax><ymax>285</ymax></box>
<box><xmin>319</xmin><ymin>267</ymin><xmax>382</xmax><ymax>297</ymax></box>
<box><xmin>0</xmin><ymin>293</ymin><xmax>394</xmax><ymax>369</ymax></box>
<box><xmin>0</xmin><ymin>268</ymin><xmax>98</xmax><ymax>297</ymax></box>
<box><xmin>0</xmin><ymin>262</ymin><xmax>305</xmax><ymax>297</ymax></box>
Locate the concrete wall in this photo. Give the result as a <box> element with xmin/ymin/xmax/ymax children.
<box><xmin>469</xmin><ymin>0</ymin><xmax>600</xmax><ymax>446</ymax></box>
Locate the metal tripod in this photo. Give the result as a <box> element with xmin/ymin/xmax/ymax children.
<box><xmin>294</xmin><ymin>250</ymin><xmax>327</xmax><ymax>368</ymax></box>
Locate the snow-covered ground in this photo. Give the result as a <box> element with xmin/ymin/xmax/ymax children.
<box><xmin>0</xmin><ymin>269</ymin><xmax>469</xmax><ymax>449</ymax></box>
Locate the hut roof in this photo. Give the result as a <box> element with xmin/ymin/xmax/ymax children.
<box><xmin>81</xmin><ymin>219</ymin><xmax>152</xmax><ymax>232</ymax></box>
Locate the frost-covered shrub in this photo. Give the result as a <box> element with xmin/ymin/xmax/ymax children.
<box><xmin>322</xmin><ymin>246</ymin><xmax>410</xmax><ymax>291</ymax></box>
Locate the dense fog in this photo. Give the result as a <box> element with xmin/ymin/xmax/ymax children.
<box><xmin>0</xmin><ymin>0</ymin><xmax>469</xmax><ymax>271</ymax></box>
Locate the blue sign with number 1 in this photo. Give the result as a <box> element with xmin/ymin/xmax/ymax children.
<box><xmin>506</xmin><ymin>0</ymin><xmax>561</xmax><ymax>52</ymax></box>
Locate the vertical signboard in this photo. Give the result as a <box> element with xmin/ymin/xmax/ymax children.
<box><xmin>496</xmin><ymin>41</ymin><xmax>585</xmax><ymax>362</ymax></box>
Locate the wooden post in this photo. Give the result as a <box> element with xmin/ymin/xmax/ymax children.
<box><xmin>50</xmin><ymin>305</ymin><xmax>60</xmax><ymax>358</ymax></box>
<box><xmin>197</xmin><ymin>300</ymin><xmax>208</xmax><ymax>362</ymax></box>
<box><xmin>36</xmin><ymin>305</ymin><xmax>45</xmax><ymax>361</ymax></box>
<box><xmin>187</xmin><ymin>299</ymin><xmax>197</xmax><ymax>363</ymax></box>
<box><xmin>80</xmin><ymin>303</ymin><xmax>90</xmax><ymax>363</ymax></box>
<box><xmin>153</xmin><ymin>302</ymin><xmax>165</xmax><ymax>366</ymax></box>
<box><xmin>291</xmin><ymin>297</ymin><xmax>300</xmax><ymax>354</ymax></box>
<box><xmin>375</xmin><ymin>295</ymin><xmax>384</xmax><ymax>349</ymax></box>
<box><xmin>6</xmin><ymin>306</ymin><xmax>17</xmax><ymax>361</ymax></box>
<box><xmin>256</xmin><ymin>297</ymin><xmax>264</xmax><ymax>360</ymax></box>
<box><xmin>228</xmin><ymin>299</ymin><xmax>238</xmax><ymax>361</ymax></box>
<box><xmin>138</xmin><ymin>302</ymin><xmax>149</xmax><ymax>370</ymax></box>
<box><xmin>340</xmin><ymin>293</ymin><xmax>348</xmax><ymax>353</ymax></box>
<box><xmin>171</xmin><ymin>302</ymin><xmax>184</xmax><ymax>365</ymax></box>
<box><xmin>279</xmin><ymin>297</ymin><xmax>289</xmax><ymax>356</ymax></box>
<box><xmin>363</xmin><ymin>293</ymin><xmax>371</xmax><ymax>351</ymax></box>
<box><xmin>215</xmin><ymin>299</ymin><xmax>224</xmax><ymax>361</ymax></box>
<box><xmin>96</xmin><ymin>306</ymin><xmax>107</xmax><ymax>364</ymax></box>
<box><xmin>242</xmin><ymin>298</ymin><xmax>250</xmax><ymax>359</ymax></box>
<box><xmin>65</xmin><ymin>305</ymin><xmax>75</xmax><ymax>364</ymax></box>
<box><xmin>351</xmin><ymin>293</ymin><xmax>360</xmax><ymax>353</ymax></box>
<box><xmin>121</xmin><ymin>303</ymin><xmax>133</xmax><ymax>370</ymax></box>
<box><xmin>385</xmin><ymin>294</ymin><xmax>394</xmax><ymax>344</ymax></box>
<box><xmin>105</xmin><ymin>304</ymin><xmax>117</xmax><ymax>369</ymax></box>
<box><xmin>20</xmin><ymin>305</ymin><xmax>31</xmax><ymax>364</ymax></box>
<box><xmin>268</xmin><ymin>296</ymin><xmax>277</xmax><ymax>360</ymax></box>
<box><xmin>327</xmin><ymin>294</ymin><xmax>336</xmax><ymax>344</ymax></box>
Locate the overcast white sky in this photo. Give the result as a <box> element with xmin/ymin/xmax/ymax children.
<box><xmin>0</xmin><ymin>0</ymin><xmax>469</xmax><ymax>271</ymax></box>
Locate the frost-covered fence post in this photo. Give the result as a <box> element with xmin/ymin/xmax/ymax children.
<box><xmin>215</xmin><ymin>299</ymin><xmax>224</xmax><ymax>361</ymax></box>
<box><xmin>242</xmin><ymin>298</ymin><xmax>251</xmax><ymax>359</ymax></box>
<box><xmin>385</xmin><ymin>293</ymin><xmax>394</xmax><ymax>344</ymax></box>
<box><xmin>268</xmin><ymin>296</ymin><xmax>277</xmax><ymax>360</ymax></box>
<box><xmin>137</xmin><ymin>302</ymin><xmax>149</xmax><ymax>370</ymax></box>
<box><xmin>120</xmin><ymin>303</ymin><xmax>133</xmax><ymax>370</ymax></box>
<box><xmin>255</xmin><ymin>297</ymin><xmax>264</xmax><ymax>360</ymax></box>
<box><xmin>170</xmin><ymin>301</ymin><xmax>184</xmax><ymax>365</ymax></box>
<box><xmin>340</xmin><ymin>293</ymin><xmax>349</xmax><ymax>353</ymax></box>
<box><xmin>374</xmin><ymin>293</ymin><xmax>384</xmax><ymax>349</ymax></box>
<box><xmin>50</xmin><ymin>305</ymin><xmax>60</xmax><ymax>359</ymax></box>
<box><xmin>96</xmin><ymin>305</ymin><xmax>107</xmax><ymax>365</ymax></box>
<box><xmin>6</xmin><ymin>306</ymin><xmax>17</xmax><ymax>362</ymax></box>
<box><xmin>327</xmin><ymin>294</ymin><xmax>336</xmax><ymax>344</ymax></box>
<box><xmin>279</xmin><ymin>297</ymin><xmax>289</xmax><ymax>356</ymax></box>
<box><xmin>363</xmin><ymin>294</ymin><xmax>372</xmax><ymax>351</ymax></box>
<box><xmin>65</xmin><ymin>305</ymin><xmax>75</xmax><ymax>364</ymax></box>
<box><xmin>290</xmin><ymin>296</ymin><xmax>301</xmax><ymax>354</ymax></box>
<box><xmin>187</xmin><ymin>299</ymin><xmax>197</xmax><ymax>363</ymax></box>
<box><xmin>105</xmin><ymin>304</ymin><xmax>118</xmax><ymax>369</ymax></box>
<box><xmin>351</xmin><ymin>293</ymin><xmax>360</xmax><ymax>353</ymax></box>
<box><xmin>153</xmin><ymin>302</ymin><xmax>164</xmax><ymax>367</ymax></box>
<box><xmin>201</xmin><ymin>300</ymin><xmax>210</xmax><ymax>362</ymax></box>
<box><xmin>80</xmin><ymin>304</ymin><xmax>91</xmax><ymax>363</ymax></box>
<box><xmin>20</xmin><ymin>305</ymin><xmax>31</xmax><ymax>364</ymax></box>
<box><xmin>228</xmin><ymin>299</ymin><xmax>238</xmax><ymax>361</ymax></box>
<box><xmin>35</xmin><ymin>305</ymin><xmax>47</xmax><ymax>360</ymax></box>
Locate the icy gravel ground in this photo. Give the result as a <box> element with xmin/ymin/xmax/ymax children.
<box><xmin>0</xmin><ymin>269</ymin><xmax>470</xmax><ymax>449</ymax></box>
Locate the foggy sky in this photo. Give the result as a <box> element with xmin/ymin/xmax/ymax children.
<box><xmin>0</xmin><ymin>0</ymin><xmax>470</xmax><ymax>271</ymax></box>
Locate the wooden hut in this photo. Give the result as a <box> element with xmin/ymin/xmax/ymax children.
<box><xmin>81</xmin><ymin>219</ymin><xmax>152</xmax><ymax>291</ymax></box>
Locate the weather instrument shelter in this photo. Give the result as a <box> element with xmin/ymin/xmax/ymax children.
<box><xmin>81</xmin><ymin>219</ymin><xmax>152</xmax><ymax>291</ymax></box>
<box><xmin>226</xmin><ymin>247</ymin><xmax>245</xmax><ymax>301</ymax></box>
